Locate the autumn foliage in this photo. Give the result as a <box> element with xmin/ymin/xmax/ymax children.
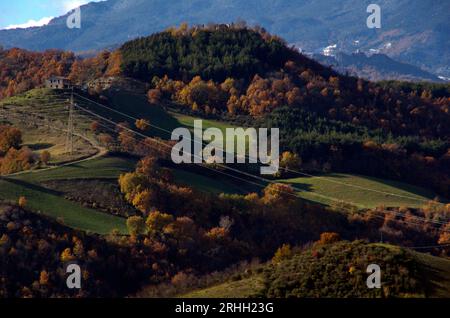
<box><xmin>0</xmin><ymin>125</ymin><xmax>22</xmax><ymax>155</ymax></box>
<box><xmin>0</xmin><ymin>48</ymin><xmax>75</xmax><ymax>99</ymax></box>
<box><xmin>0</xmin><ymin>126</ymin><xmax>35</xmax><ymax>175</ymax></box>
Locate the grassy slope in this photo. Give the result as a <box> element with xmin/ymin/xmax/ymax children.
<box><xmin>374</xmin><ymin>243</ymin><xmax>450</xmax><ymax>297</ymax></box>
<box><xmin>0</xmin><ymin>90</ymin><xmax>246</xmax><ymax>233</ymax></box>
<box><xmin>0</xmin><ymin>156</ymin><xmax>135</xmax><ymax>234</ymax></box>
<box><xmin>181</xmin><ymin>244</ymin><xmax>450</xmax><ymax>298</ymax></box>
<box><xmin>105</xmin><ymin>91</ymin><xmax>253</xmax><ymax>147</ymax></box>
<box><xmin>102</xmin><ymin>91</ymin><xmax>180</xmax><ymax>139</ymax></box>
<box><xmin>0</xmin><ymin>90</ymin><xmax>132</xmax><ymax>234</ymax></box>
<box><xmin>15</xmin><ymin>156</ymin><xmax>137</xmax><ymax>183</ymax></box>
<box><xmin>278</xmin><ymin>173</ymin><xmax>439</xmax><ymax>209</ymax></box>
<box><xmin>0</xmin><ymin>178</ymin><xmax>127</xmax><ymax>234</ymax></box>
<box><xmin>413</xmin><ymin>251</ymin><xmax>450</xmax><ymax>297</ymax></box>
<box><xmin>182</xmin><ymin>276</ymin><xmax>264</xmax><ymax>298</ymax></box>
<box><xmin>0</xmin><ymin>88</ymin><xmax>62</xmax><ymax>106</ymax></box>
<box><xmin>173</xmin><ymin>169</ymin><xmax>243</xmax><ymax>194</ymax></box>
<box><xmin>1</xmin><ymin>89</ymin><xmax>444</xmax><ymax>235</ymax></box>
<box><xmin>103</xmin><ymin>91</ymin><xmax>443</xmax><ymax>209</ymax></box>
<box><xmin>0</xmin><ymin>154</ymin><xmax>244</xmax><ymax>234</ymax></box>
<box><xmin>171</xmin><ymin>112</ymin><xmax>250</xmax><ymax>146</ymax></box>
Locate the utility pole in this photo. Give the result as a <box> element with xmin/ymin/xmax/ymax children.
<box><xmin>65</xmin><ymin>88</ymin><xmax>75</xmax><ymax>154</ymax></box>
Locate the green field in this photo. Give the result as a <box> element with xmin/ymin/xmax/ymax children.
<box><xmin>171</xmin><ymin>112</ymin><xmax>238</xmax><ymax>138</ymax></box>
<box><xmin>173</xmin><ymin>169</ymin><xmax>245</xmax><ymax>194</ymax></box>
<box><xmin>181</xmin><ymin>276</ymin><xmax>264</xmax><ymax>298</ymax></box>
<box><xmin>2</xmin><ymin>153</ymin><xmax>440</xmax><ymax>236</ymax></box>
<box><xmin>0</xmin><ymin>90</ymin><xmax>134</xmax><ymax>234</ymax></box>
<box><xmin>100</xmin><ymin>91</ymin><xmax>180</xmax><ymax>139</ymax></box>
<box><xmin>0</xmin><ymin>156</ymin><xmax>136</xmax><ymax>234</ymax></box>
<box><xmin>2</xmin><ymin>90</ymin><xmax>446</xmax><ymax>236</ymax></box>
<box><xmin>0</xmin><ymin>178</ymin><xmax>127</xmax><ymax>234</ymax></box>
<box><xmin>0</xmin><ymin>88</ymin><xmax>63</xmax><ymax>107</ymax></box>
<box><xmin>278</xmin><ymin>173</ymin><xmax>440</xmax><ymax>209</ymax></box>
<box><xmin>105</xmin><ymin>91</ymin><xmax>253</xmax><ymax>154</ymax></box>
<box><xmin>0</xmin><ymin>154</ymin><xmax>245</xmax><ymax>234</ymax></box>
<box><xmin>172</xmin><ymin>113</ymin><xmax>235</xmax><ymax>132</ymax></box>
<box><xmin>16</xmin><ymin>155</ymin><xmax>137</xmax><ymax>183</ymax></box>
<box><xmin>108</xmin><ymin>93</ymin><xmax>442</xmax><ymax>209</ymax></box>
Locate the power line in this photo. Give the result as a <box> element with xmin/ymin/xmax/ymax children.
<box><xmin>4</xmin><ymin>94</ymin><xmax>450</xmax><ymax>249</ymax></box>
<box><xmin>5</xmin><ymin>91</ymin><xmax>446</xmax><ymax>229</ymax></box>
<box><xmin>72</xmin><ymin>93</ymin><xmax>449</xmax><ymax>211</ymax></box>
<box><xmin>73</xmin><ymin>102</ymin><xmax>353</xmax><ymax>204</ymax></box>
<box><xmin>370</xmin><ymin>212</ymin><xmax>448</xmax><ymax>231</ymax></box>
<box><xmin>72</xmin><ymin>101</ymin><xmax>450</xmax><ymax>229</ymax></box>
<box><xmin>71</xmin><ymin>92</ymin><xmax>445</xmax><ymax>206</ymax></box>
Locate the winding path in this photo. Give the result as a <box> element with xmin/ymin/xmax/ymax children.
<box><xmin>3</xmin><ymin>132</ymin><xmax>108</xmax><ymax>178</ymax></box>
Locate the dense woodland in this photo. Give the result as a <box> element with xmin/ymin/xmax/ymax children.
<box><xmin>122</xmin><ymin>25</ymin><xmax>450</xmax><ymax>137</ymax></box>
<box><xmin>262</xmin><ymin>240</ymin><xmax>428</xmax><ymax>298</ymax></box>
<box><xmin>0</xmin><ymin>204</ymin><xmax>158</xmax><ymax>297</ymax></box>
<box><xmin>0</xmin><ymin>48</ymin><xmax>74</xmax><ymax>99</ymax></box>
<box><xmin>120</xmin><ymin>24</ymin><xmax>297</xmax><ymax>82</ymax></box>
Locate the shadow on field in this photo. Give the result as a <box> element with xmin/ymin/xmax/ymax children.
<box><xmin>420</xmin><ymin>262</ymin><xmax>450</xmax><ymax>297</ymax></box>
<box><xmin>4</xmin><ymin>178</ymin><xmax>63</xmax><ymax>196</ymax></box>
<box><xmin>26</xmin><ymin>143</ymin><xmax>54</xmax><ymax>150</ymax></box>
<box><xmin>281</xmin><ymin>181</ymin><xmax>314</xmax><ymax>193</ymax></box>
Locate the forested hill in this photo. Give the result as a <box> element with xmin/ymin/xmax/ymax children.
<box><xmin>1</xmin><ymin>25</ymin><xmax>449</xmax><ymax>142</ymax></box>
<box><xmin>115</xmin><ymin>25</ymin><xmax>450</xmax><ymax>197</ymax></box>
<box><xmin>120</xmin><ymin>26</ymin><xmax>332</xmax><ymax>82</ymax></box>
<box><xmin>119</xmin><ymin>25</ymin><xmax>450</xmax><ymax>140</ymax></box>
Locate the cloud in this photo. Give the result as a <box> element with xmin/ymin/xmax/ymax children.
<box><xmin>62</xmin><ymin>0</ymin><xmax>92</xmax><ymax>12</ymax></box>
<box><xmin>1</xmin><ymin>1</ymin><xmax>105</xmax><ymax>30</ymax></box>
<box><xmin>3</xmin><ymin>16</ymin><xmax>54</xmax><ymax>30</ymax></box>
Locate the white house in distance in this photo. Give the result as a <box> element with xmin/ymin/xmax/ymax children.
<box><xmin>45</xmin><ymin>76</ymin><xmax>71</xmax><ymax>89</ymax></box>
<box><xmin>323</xmin><ymin>44</ymin><xmax>338</xmax><ymax>57</ymax></box>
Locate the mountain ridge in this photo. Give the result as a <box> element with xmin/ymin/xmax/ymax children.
<box><xmin>0</xmin><ymin>0</ymin><xmax>448</xmax><ymax>79</ymax></box>
<box><xmin>314</xmin><ymin>51</ymin><xmax>444</xmax><ymax>82</ymax></box>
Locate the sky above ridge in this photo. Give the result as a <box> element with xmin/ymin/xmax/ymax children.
<box><xmin>0</xmin><ymin>0</ymin><xmax>104</xmax><ymax>29</ymax></box>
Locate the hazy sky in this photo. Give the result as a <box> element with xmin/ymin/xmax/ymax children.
<box><xmin>0</xmin><ymin>1</ymin><xmax>103</xmax><ymax>29</ymax></box>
